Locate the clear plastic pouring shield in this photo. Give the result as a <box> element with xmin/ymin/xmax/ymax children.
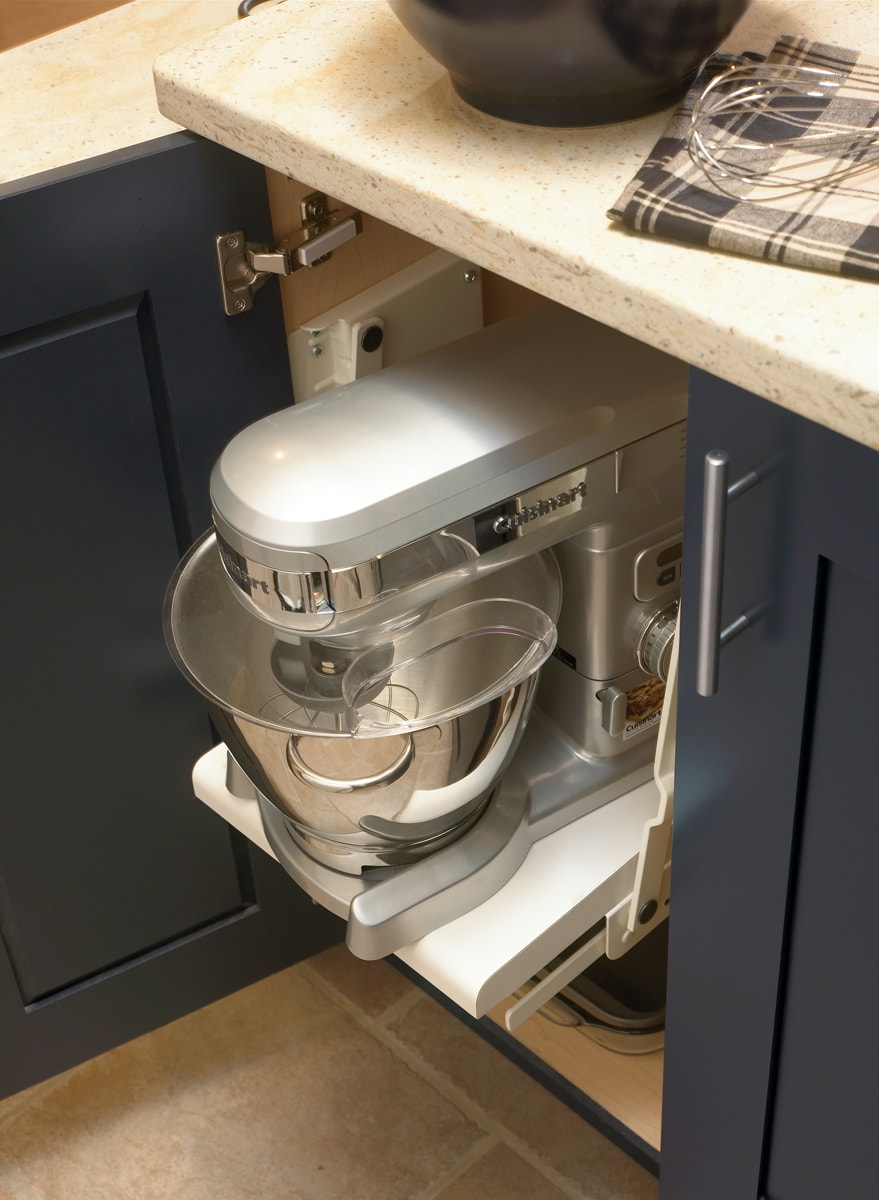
<box><xmin>164</xmin><ymin>533</ymin><xmax>561</xmax><ymax>736</ymax></box>
<box><xmin>342</xmin><ymin>599</ymin><xmax>557</xmax><ymax>735</ymax></box>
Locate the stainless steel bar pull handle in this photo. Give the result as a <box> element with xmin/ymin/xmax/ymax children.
<box><xmin>696</xmin><ymin>451</ymin><xmax>760</xmax><ymax>697</ymax></box>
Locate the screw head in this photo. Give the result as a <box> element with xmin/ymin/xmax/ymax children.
<box><xmin>225</xmin><ymin>235</ymin><xmax>240</xmax><ymax>250</ymax></box>
<box><xmin>233</xmin><ymin>298</ymin><xmax>247</xmax><ymax>312</ymax></box>
<box><xmin>463</xmin><ymin>270</ymin><xmax>478</xmax><ymax>283</ymax></box>
<box><xmin>305</xmin><ymin>198</ymin><xmax>329</xmax><ymax>221</ymax></box>
<box><xmin>311</xmin><ymin>344</ymin><xmax>324</xmax><ymax>357</ymax></box>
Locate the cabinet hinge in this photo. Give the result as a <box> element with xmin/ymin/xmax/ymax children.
<box><xmin>216</xmin><ymin>191</ymin><xmax>363</xmax><ymax>316</ymax></box>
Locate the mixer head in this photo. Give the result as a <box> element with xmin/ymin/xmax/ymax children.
<box><xmin>209</xmin><ymin>303</ymin><xmax>687</xmax><ymax>638</ymax></box>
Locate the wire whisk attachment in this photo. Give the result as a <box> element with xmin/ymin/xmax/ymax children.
<box><xmin>686</xmin><ymin>61</ymin><xmax>879</xmax><ymax>199</ymax></box>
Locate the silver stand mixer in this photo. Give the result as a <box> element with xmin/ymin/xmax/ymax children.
<box><xmin>165</xmin><ymin>303</ymin><xmax>686</xmax><ymax>972</ymax></box>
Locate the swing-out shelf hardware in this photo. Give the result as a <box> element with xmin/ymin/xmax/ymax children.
<box><xmin>191</xmin><ymin>703</ymin><xmax>674</xmax><ymax>1034</ymax></box>
<box><xmin>187</xmin><ymin>603</ymin><xmax>680</xmax><ymax>1037</ymax></box>
<box><xmin>216</xmin><ymin>191</ymin><xmax>363</xmax><ymax>315</ymax></box>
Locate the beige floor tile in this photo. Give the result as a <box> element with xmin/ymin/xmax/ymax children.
<box><xmin>0</xmin><ymin>950</ymin><xmax>660</xmax><ymax>1200</ymax></box>
<box><xmin>0</xmin><ymin>966</ymin><xmax>486</xmax><ymax>1200</ymax></box>
<box><xmin>432</xmin><ymin>1143</ymin><xmax>572</xmax><ymax>1200</ymax></box>
<box><xmin>386</xmin><ymin>995</ymin><xmax>659</xmax><ymax>1200</ymax></box>
<box><xmin>305</xmin><ymin>943</ymin><xmax>416</xmax><ymax>1019</ymax></box>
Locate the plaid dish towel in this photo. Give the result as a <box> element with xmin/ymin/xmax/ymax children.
<box><xmin>608</xmin><ymin>35</ymin><xmax>879</xmax><ymax>281</ymax></box>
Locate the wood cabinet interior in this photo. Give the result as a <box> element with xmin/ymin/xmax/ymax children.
<box><xmin>487</xmin><ymin>1001</ymin><xmax>663</xmax><ymax>1152</ymax></box>
<box><xmin>0</xmin><ymin>0</ymin><xmax>128</xmax><ymax>50</ymax></box>
<box><xmin>265</xmin><ymin>170</ymin><xmax>548</xmax><ymax>332</ymax></box>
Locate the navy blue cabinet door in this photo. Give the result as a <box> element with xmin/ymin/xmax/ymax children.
<box><xmin>0</xmin><ymin>134</ymin><xmax>340</xmax><ymax>1100</ymax></box>
<box><xmin>661</xmin><ymin>373</ymin><xmax>879</xmax><ymax>1199</ymax></box>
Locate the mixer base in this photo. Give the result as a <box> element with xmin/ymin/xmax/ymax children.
<box><xmin>256</xmin><ymin>717</ymin><xmax>657</xmax><ymax>961</ymax></box>
<box><xmin>192</xmin><ymin>736</ymin><xmax>663</xmax><ymax>1017</ymax></box>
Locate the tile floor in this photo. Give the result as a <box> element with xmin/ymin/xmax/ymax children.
<box><xmin>0</xmin><ymin>946</ymin><xmax>659</xmax><ymax>1200</ymax></box>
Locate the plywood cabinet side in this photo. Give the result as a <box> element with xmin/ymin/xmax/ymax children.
<box><xmin>265</xmin><ymin>169</ymin><xmax>547</xmax><ymax>333</ymax></box>
<box><xmin>265</xmin><ymin>170</ymin><xmax>434</xmax><ymax>332</ymax></box>
<box><xmin>487</xmin><ymin>1000</ymin><xmax>663</xmax><ymax>1152</ymax></box>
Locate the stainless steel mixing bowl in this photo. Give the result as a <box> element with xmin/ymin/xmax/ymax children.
<box><xmin>165</xmin><ymin>533</ymin><xmax>561</xmax><ymax>872</ymax></box>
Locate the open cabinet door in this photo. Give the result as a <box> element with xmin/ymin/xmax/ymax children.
<box><xmin>0</xmin><ymin>133</ymin><xmax>341</xmax><ymax>1101</ymax></box>
<box><xmin>663</xmin><ymin>371</ymin><xmax>879</xmax><ymax>1200</ymax></box>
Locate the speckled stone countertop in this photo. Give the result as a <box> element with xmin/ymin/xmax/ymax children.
<box><xmin>0</xmin><ymin>0</ymin><xmax>244</xmax><ymax>186</ymax></box>
<box><xmin>151</xmin><ymin>0</ymin><xmax>879</xmax><ymax>451</ymax></box>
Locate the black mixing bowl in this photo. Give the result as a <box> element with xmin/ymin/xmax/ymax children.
<box><xmin>387</xmin><ymin>0</ymin><xmax>752</xmax><ymax>126</ymax></box>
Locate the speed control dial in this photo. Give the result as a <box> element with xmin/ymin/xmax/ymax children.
<box><xmin>637</xmin><ymin>604</ymin><xmax>678</xmax><ymax>682</ymax></box>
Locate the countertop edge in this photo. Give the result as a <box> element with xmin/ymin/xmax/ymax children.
<box><xmin>151</xmin><ymin>0</ymin><xmax>879</xmax><ymax>453</ymax></box>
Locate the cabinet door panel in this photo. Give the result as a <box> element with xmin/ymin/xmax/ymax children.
<box><xmin>0</xmin><ymin>295</ymin><xmax>242</xmax><ymax>1000</ymax></box>
<box><xmin>663</xmin><ymin>372</ymin><xmax>879</xmax><ymax>1200</ymax></box>
<box><xmin>661</xmin><ymin>378</ymin><xmax>812</xmax><ymax>1200</ymax></box>
<box><xmin>0</xmin><ymin>134</ymin><xmax>340</xmax><ymax>1100</ymax></box>
<box><xmin>763</xmin><ymin>559</ymin><xmax>879</xmax><ymax>1199</ymax></box>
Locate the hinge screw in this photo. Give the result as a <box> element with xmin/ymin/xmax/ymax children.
<box><xmin>311</xmin><ymin>344</ymin><xmax>324</xmax><ymax>357</ymax></box>
<box><xmin>304</xmin><ymin>196</ymin><xmax>329</xmax><ymax>222</ymax></box>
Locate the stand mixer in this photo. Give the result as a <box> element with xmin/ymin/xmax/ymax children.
<box><xmin>165</xmin><ymin>302</ymin><xmax>687</xmax><ymax>974</ymax></box>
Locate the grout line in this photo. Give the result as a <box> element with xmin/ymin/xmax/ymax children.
<box><xmin>300</xmin><ymin>963</ymin><xmax>591</xmax><ymax>1200</ymax></box>
<box><xmin>407</xmin><ymin>1134</ymin><xmax>498</xmax><ymax>1200</ymax></box>
<box><xmin>372</xmin><ymin>983</ymin><xmax>424</xmax><ymax>1029</ymax></box>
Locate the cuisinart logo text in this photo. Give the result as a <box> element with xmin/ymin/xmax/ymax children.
<box><xmin>492</xmin><ymin>479</ymin><xmax>587</xmax><ymax>534</ymax></box>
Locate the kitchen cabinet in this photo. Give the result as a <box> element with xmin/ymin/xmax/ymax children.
<box><xmin>8</xmin><ymin>3</ymin><xmax>878</xmax><ymax>1193</ymax></box>
<box><xmin>662</xmin><ymin>370</ymin><xmax>879</xmax><ymax>1199</ymax></box>
<box><xmin>0</xmin><ymin>132</ymin><xmax>340</xmax><ymax>1101</ymax></box>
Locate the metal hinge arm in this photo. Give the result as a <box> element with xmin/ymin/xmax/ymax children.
<box><xmin>216</xmin><ymin>191</ymin><xmax>363</xmax><ymax>315</ymax></box>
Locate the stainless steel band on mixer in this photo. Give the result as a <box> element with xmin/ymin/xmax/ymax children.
<box><xmin>212</xmin><ymin>462</ymin><xmax>592</xmax><ymax>633</ymax></box>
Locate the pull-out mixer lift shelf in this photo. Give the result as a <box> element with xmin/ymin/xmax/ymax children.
<box><xmin>191</xmin><ymin>640</ymin><xmax>675</xmax><ymax>1032</ymax></box>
